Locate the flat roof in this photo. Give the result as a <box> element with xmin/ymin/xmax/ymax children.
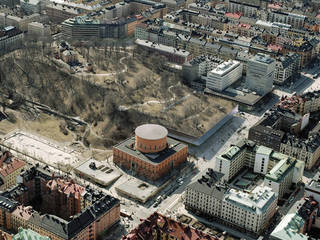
<box><xmin>224</xmin><ymin>186</ymin><xmax>276</xmax><ymax>214</ymax></box>
<box><xmin>135</xmin><ymin>39</ymin><xmax>191</xmax><ymax>57</ymax></box>
<box><xmin>135</xmin><ymin>124</ymin><xmax>168</xmax><ymax>140</ymax></box>
<box><xmin>113</xmin><ymin>136</ymin><xmax>187</xmax><ymax>165</ymax></box>
<box><xmin>209</xmin><ymin>60</ymin><xmax>240</xmax><ymax>76</ymax></box>
<box><xmin>256</xmin><ymin>145</ymin><xmax>273</xmax><ymax>156</ymax></box>
<box><xmin>75</xmin><ymin>159</ymin><xmax>122</xmax><ymax>186</ymax></box>
<box><xmin>2</xmin><ymin>131</ymin><xmax>80</xmax><ymax>167</ymax></box>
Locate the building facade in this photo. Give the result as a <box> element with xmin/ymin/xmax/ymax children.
<box><xmin>0</xmin><ymin>151</ymin><xmax>26</xmax><ymax>191</ymax></box>
<box><xmin>204</xmin><ymin>60</ymin><xmax>243</xmax><ymax>92</ymax></box>
<box><xmin>185</xmin><ymin>169</ymin><xmax>278</xmax><ymax>235</ymax></box>
<box><xmin>245</xmin><ymin>53</ymin><xmax>276</xmax><ymax>95</ymax></box>
<box><xmin>0</xmin><ymin>164</ymin><xmax>120</xmax><ymax>240</ymax></box>
<box><xmin>135</xmin><ymin>39</ymin><xmax>192</xmax><ymax>64</ymax></box>
<box><xmin>113</xmin><ymin>124</ymin><xmax>188</xmax><ymax>181</ymax></box>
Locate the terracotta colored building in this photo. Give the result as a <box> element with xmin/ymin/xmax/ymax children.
<box><xmin>0</xmin><ymin>164</ymin><xmax>120</xmax><ymax>240</ymax></box>
<box><xmin>122</xmin><ymin>212</ymin><xmax>218</xmax><ymax>240</ymax></box>
<box><xmin>113</xmin><ymin>124</ymin><xmax>188</xmax><ymax>181</ymax></box>
<box><xmin>0</xmin><ymin>151</ymin><xmax>26</xmax><ymax>191</ymax></box>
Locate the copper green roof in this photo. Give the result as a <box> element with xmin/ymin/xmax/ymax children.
<box><xmin>265</xmin><ymin>158</ymin><xmax>296</xmax><ymax>182</ymax></box>
<box><xmin>12</xmin><ymin>228</ymin><xmax>50</xmax><ymax>240</ymax></box>
<box><xmin>270</xmin><ymin>213</ymin><xmax>307</xmax><ymax>240</ymax></box>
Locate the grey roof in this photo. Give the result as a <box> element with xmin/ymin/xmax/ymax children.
<box><xmin>28</xmin><ymin>195</ymin><xmax>119</xmax><ymax>239</ymax></box>
<box><xmin>187</xmin><ymin>169</ymin><xmax>226</xmax><ymax>200</ymax></box>
<box><xmin>135</xmin><ymin>124</ymin><xmax>168</xmax><ymax>140</ymax></box>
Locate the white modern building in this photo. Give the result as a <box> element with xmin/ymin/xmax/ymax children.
<box><xmin>28</xmin><ymin>22</ymin><xmax>51</xmax><ymax>37</ymax></box>
<box><xmin>185</xmin><ymin>169</ymin><xmax>278</xmax><ymax>235</ymax></box>
<box><xmin>182</xmin><ymin>55</ymin><xmax>224</xmax><ymax>84</ymax></box>
<box><xmin>227</xmin><ymin>0</ymin><xmax>259</xmax><ymax>17</ymax></box>
<box><xmin>204</xmin><ymin>60</ymin><xmax>243</xmax><ymax>91</ymax></box>
<box><xmin>246</xmin><ymin>53</ymin><xmax>276</xmax><ymax>95</ymax></box>
<box><xmin>264</xmin><ymin>157</ymin><xmax>304</xmax><ymax>198</ymax></box>
<box><xmin>222</xmin><ymin>186</ymin><xmax>277</xmax><ymax>233</ymax></box>
<box><xmin>214</xmin><ymin>140</ymin><xmax>304</xmax><ymax>198</ymax></box>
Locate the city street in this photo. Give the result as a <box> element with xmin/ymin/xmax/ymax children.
<box><xmin>101</xmin><ymin>67</ymin><xmax>320</xmax><ymax>239</ymax></box>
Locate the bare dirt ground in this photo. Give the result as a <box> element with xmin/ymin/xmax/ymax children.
<box><xmin>0</xmin><ymin>110</ymin><xmax>73</xmax><ymax>143</ymax></box>
<box><xmin>0</xmin><ymin>44</ymin><xmax>236</xmax><ymax>150</ymax></box>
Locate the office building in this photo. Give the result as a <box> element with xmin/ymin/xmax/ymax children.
<box><xmin>113</xmin><ymin>124</ymin><xmax>188</xmax><ymax>181</ymax></box>
<box><xmin>245</xmin><ymin>53</ymin><xmax>275</xmax><ymax>95</ymax></box>
<box><xmin>267</xmin><ymin>11</ymin><xmax>306</xmax><ymax>29</ymax></box>
<box><xmin>264</xmin><ymin>157</ymin><xmax>304</xmax><ymax>198</ymax></box>
<box><xmin>214</xmin><ymin>140</ymin><xmax>304</xmax><ymax>198</ymax></box>
<box><xmin>204</xmin><ymin>60</ymin><xmax>243</xmax><ymax>92</ymax></box>
<box><xmin>182</xmin><ymin>55</ymin><xmax>223</xmax><ymax>89</ymax></box>
<box><xmin>0</xmin><ymin>26</ymin><xmax>23</xmax><ymax>56</ymax></box>
<box><xmin>185</xmin><ymin>169</ymin><xmax>277</xmax><ymax>235</ymax></box>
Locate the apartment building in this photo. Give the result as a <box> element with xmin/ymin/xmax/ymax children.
<box><xmin>28</xmin><ymin>22</ymin><xmax>51</xmax><ymax>37</ymax></box>
<box><xmin>182</xmin><ymin>55</ymin><xmax>223</xmax><ymax>87</ymax></box>
<box><xmin>227</xmin><ymin>0</ymin><xmax>259</xmax><ymax>17</ymax></box>
<box><xmin>283</xmin><ymin>38</ymin><xmax>314</xmax><ymax>67</ymax></box>
<box><xmin>204</xmin><ymin>60</ymin><xmax>243</xmax><ymax>92</ymax></box>
<box><xmin>184</xmin><ymin>169</ymin><xmax>277</xmax><ymax>235</ymax></box>
<box><xmin>123</xmin><ymin>212</ymin><xmax>218</xmax><ymax>240</ymax></box>
<box><xmin>274</xmin><ymin>53</ymin><xmax>301</xmax><ymax>85</ymax></box>
<box><xmin>267</xmin><ymin>10</ymin><xmax>306</xmax><ymax>29</ymax></box>
<box><xmin>12</xmin><ymin>227</ymin><xmax>50</xmax><ymax>240</ymax></box>
<box><xmin>270</xmin><ymin>197</ymin><xmax>318</xmax><ymax>240</ymax></box>
<box><xmin>245</xmin><ymin>53</ymin><xmax>276</xmax><ymax>95</ymax></box>
<box><xmin>0</xmin><ymin>13</ymin><xmax>41</xmax><ymax>31</ymax></box>
<box><xmin>0</xmin><ymin>151</ymin><xmax>26</xmax><ymax>191</ymax></box>
<box><xmin>46</xmin><ymin>2</ymin><xmax>87</xmax><ymax>23</ymax></box>
<box><xmin>0</xmin><ymin>164</ymin><xmax>120</xmax><ymax>240</ymax></box>
<box><xmin>135</xmin><ymin>39</ymin><xmax>192</xmax><ymax>64</ymax></box>
<box><xmin>249</xmin><ymin>107</ymin><xmax>320</xmax><ymax>170</ymax></box>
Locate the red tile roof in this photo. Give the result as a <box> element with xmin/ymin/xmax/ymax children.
<box><xmin>268</xmin><ymin>44</ymin><xmax>283</xmax><ymax>52</ymax></box>
<box><xmin>47</xmin><ymin>178</ymin><xmax>85</xmax><ymax>199</ymax></box>
<box><xmin>0</xmin><ymin>153</ymin><xmax>26</xmax><ymax>178</ymax></box>
<box><xmin>238</xmin><ymin>23</ymin><xmax>251</xmax><ymax>29</ymax></box>
<box><xmin>122</xmin><ymin>212</ymin><xmax>218</xmax><ymax>240</ymax></box>
<box><xmin>225</xmin><ymin>12</ymin><xmax>241</xmax><ymax>19</ymax></box>
<box><xmin>12</xmin><ymin>205</ymin><xmax>34</xmax><ymax>221</ymax></box>
<box><xmin>268</xmin><ymin>3</ymin><xmax>282</xmax><ymax>10</ymax></box>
